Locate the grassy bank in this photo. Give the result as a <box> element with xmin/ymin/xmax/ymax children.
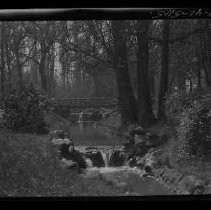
<box><xmin>0</xmin><ymin>128</ymin><xmax>126</xmax><ymax>196</ymax></box>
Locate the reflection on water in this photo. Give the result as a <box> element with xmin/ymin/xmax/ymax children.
<box><xmin>69</xmin><ymin>122</ymin><xmax>123</xmax><ymax>146</ymax></box>
<box><xmin>71</xmin><ymin>122</ymin><xmax>174</xmax><ymax>195</ymax></box>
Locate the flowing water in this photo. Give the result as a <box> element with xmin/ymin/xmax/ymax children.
<box><xmin>101</xmin><ymin>151</ymin><xmax>109</xmax><ymax>167</ymax></box>
<box><xmin>71</xmin><ymin>121</ymin><xmax>174</xmax><ymax>196</ymax></box>
<box><xmin>85</xmin><ymin>158</ymin><xmax>94</xmax><ymax>168</ymax></box>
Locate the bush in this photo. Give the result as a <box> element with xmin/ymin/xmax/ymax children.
<box><xmin>2</xmin><ymin>84</ymin><xmax>49</xmax><ymax>134</ymax></box>
<box><xmin>165</xmin><ymin>89</ymin><xmax>207</xmax><ymax>120</ymax></box>
<box><xmin>176</xmin><ymin>102</ymin><xmax>211</xmax><ymax>164</ymax></box>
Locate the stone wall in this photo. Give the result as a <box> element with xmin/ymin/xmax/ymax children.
<box><xmin>51</xmin><ymin>97</ymin><xmax>118</xmax><ymax>110</ymax></box>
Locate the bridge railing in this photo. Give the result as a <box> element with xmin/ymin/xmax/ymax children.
<box><xmin>50</xmin><ymin>97</ymin><xmax>119</xmax><ymax>108</ymax></box>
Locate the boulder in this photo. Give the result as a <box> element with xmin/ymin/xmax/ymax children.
<box><xmin>204</xmin><ymin>183</ymin><xmax>211</xmax><ymax>194</ymax></box>
<box><xmin>115</xmin><ymin>181</ymin><xmax>128</xmax><ymax>189</ymax></box>
<box><xmin>0</xmin><ymin>109</ymin><xmax>5</xmax><ymax>127</ymax></box>
<box><xmin>128</xmin><ymin>158</ymin><xmax>137</xmax><ymax>167</ymax></box>
<box><xmin>127</xmin><ymin>141</ymin><xmax>152</xmax><ymax>159</ymax></box>
<box><xmin>109</xmin><ymin>149</ymin><xmax>126</xmax><ymax>167</ymax></box>
<box><xmin>145</xmin><ymin>133</ymin><xmax>168</xmax><ymax>147</ymax></box>
<box><xmin>134</xmin><ymin>134</ymin><xmax>145</xmax><ymax>144</ymax></box>
<box><xmin>129</xmin><ymin>125</ymin><xmax>146</xmax><ymax>138</ymax></box>
<box><xmin>191</xmin><ymin>179</ymin><xmax>206</xmax><ymax>195</ymax></box>
<box><xmin>52</xmin><ymin>138</ymin><xmax>73</xmax><ymax>146</ymax></box>
<box><xmin>84</xmin><ymin>150</ymin><xmax>105</xmax><ymax>167</ymax></box>
<box><xmin>60</xmin><ymin>158</ymin><xmax>79</xmax><ymax>170</ymax></box>
<box><xmin>49</xmin><ymin>129</ymin><xmax>70</xmax><ymax>140</ymax></box>
<box><xmin>136</xmin><ymin>157</ymin><xmax>145</xmax><ymax>169</ymax></box>
<box><xmin>144</xmin><ymin>155</ymin><xmax>158</xmax><ymax>170</ymax></box>
<box><xmin>59</xmin><ymin>144</ymin><xmax>86</xmax><ymax>169</ymax></box>
<box><xmin>124</xmin><ymin>135</ymin><xmax>135</xmax><ymax>150</ymax></box>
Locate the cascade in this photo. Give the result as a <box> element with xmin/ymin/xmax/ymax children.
<box><xmin>85</xmin><ymin>158</ymin><xmax>93</xmax><ymax>168</ymax></box>
<box><xmin>78</xmin><ymin>112</ymin><xmax>84</xmax><ymax>132</ymax></box>
<box><xmin>101</xmin><ymin>151</ymin><xmax>109</xmax><ymax>167</ymax></box>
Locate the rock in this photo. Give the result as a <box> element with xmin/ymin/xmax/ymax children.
<box><xmin>59</xmin><ymin>144</ymin><xmax>86</xmax><ymax>169</ymax></box>
<box><xmin>145</xmin><ymin>133</ymin><xmax>168</xmax><ymax>147</ymax></box>
<box><xmin>124</xmin><ymin>142</ymin><xmax>133</xmax><ymax>150</ymax></box>
<box><xmin>128</xmin><ymin>158</ymin><xmax>137</xmax><ymax>167</ymax></box>
<box><xmin>49</xmin><ymin>130</ymin><xmax>69</xmax><ymax>140</ymax></box>
<box><xmin>144</xmin><ymin>165</ymin><xmax>152</xmax><ymax>173</ymax></box>
<box><xmin>129</xmin><ymin>126</ymin><xmax>146</xmax><ymax>138</ymax></box>
<box><xmin>85</xmin><ymin>150</ymin><xmax>105</xmax><ymax>167</ymax></box>
<box><xmin>52</xmin><ymin>138</ymin><xmax>64</xmax><ymax>145</ymax></box>
<box><xmin>191</xmin><ymin>180</ymin><xmax>206</xmax><ymax>195</ymax></box>
<box><xmin>60</xmin><ymin>158</ymin><xmax>79</xmax><ymax>170</ymax></box>
<box><xmin>116</xmin><ymin>181</ymin><xmax>127</xmax><ymax>188</ymax></box>
<box><xmin>204</xmin><ymin>183</ymin><xmax>211</xmax><ymax>194</ymax></box>
<box><xmin>154</xmin><ymin>168</ymin><xmax>165</xmax><ymax>178</ymax></box>
<box><xmin>109</xmin><ymin>149</ymin><xmax>126</xmax><ymax>167</ymax></box>
<box><xmin>136</xmin><ymin>156</ymin><xmax>145</xmax><ymax>168</ymax></box>
<box><xmin>142</xmin><ymin>172</ymin><xmax>154</xmax><ymax>178</ymax></box>
<box><xmin>134</xmin><ymin>134</ymin><xmax>145</xmax><ymax>144</ymax></box>
<box><xmin>179</xmin><ymin>175</ymin><xmax>206</xmax><ymax>194</ymax></box>
<box><xmin>85</xmin><ymin>146</ymin><xmax>97</xmax><ymax>150</ymax></box>
<box><xmin>52</xmin><ymin>138</ymin><xmax>73</xmax><ymax>146</ymax></box>
<box><xmin>124</xmin><ymin>135</ymin><xmax>135</xmax><ymax>149</ymax></box>
<box><xmin>127</xmin><ymin>142</ymin><xmax>151</xmax><ymax>159</ymax></box>
<box><xmin>0</xmin><ymin>109</ymin><xmax>5</xmax><ymax>127</ymax></box>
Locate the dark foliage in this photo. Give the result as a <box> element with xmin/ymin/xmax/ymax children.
<box><xmin>2</xmin><ymin>84</ymin><xmax>49</xmax><ymax>134</ymax></box>
<box><xmin>176</xmin><ymin>102</ymin><xmax>211</xmax><ymax>164</ymax></box>
<box><xmin>165</xmin><ymin>89</ymin><xmax>208</xmax><ymax>120</ymax></box>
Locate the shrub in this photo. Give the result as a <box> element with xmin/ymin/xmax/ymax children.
<box><xmin>176</xmin><ymin>102</ymin><xmax>211</xmax><ymax>164</ymax></box>
<box><xmin>165</xmin><ymin>89</ymin><xmax>207</xmax><ymax>120</ymax></box>
<box><xmin>2</xmin><ymin>84</ymin><xmax>49</xmax><ymax>134</ymax></box>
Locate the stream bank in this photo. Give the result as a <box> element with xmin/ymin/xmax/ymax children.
<box><xmin>97</xmin><ymin>121</ymin><xmax>211</xmax><ymax>195</ymax></box>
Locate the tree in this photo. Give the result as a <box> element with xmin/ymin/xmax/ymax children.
<box><xmin>136</xmin><ymin>20</ymin><xmax>156</xmax><ymax>127</ymax></box>
<box><xmin>26</xmin><ymin>21</ymin><xmax>58</xmax><ymax>93</ymax></box>
<box><xmin>202</xmin><ymin>20</ymin><xmax>211</xmax><ymax>88</ymax></box>
<box><xmin>0</xmin><ymin>21</ymin><xmax>5</xmax><ymax>94</ymax></box>
<box><xmin>157</xmin><ymin>20</ymin><xmax>170</xmax><ymax>120</ymax></box>
<box><xmin>110</xmin><ymin>20</ymin><xmax>138</xmax><ymax>125</ymax></box>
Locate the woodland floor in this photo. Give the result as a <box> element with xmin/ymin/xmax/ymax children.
<box><xmin>0</xmin><ymin>128</ymin><xmax>130</xmax><ymax>197</ymax></box>
<box><xmin>1</xmin><ymin>111</ymin><xmax>211</xmax><ymax>197</ymax></box>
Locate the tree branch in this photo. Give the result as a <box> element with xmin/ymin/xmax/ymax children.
<box><xmin>149</xmin><ymin>27</ymin><xmax>204</xmax><ymax>45</ymax></box>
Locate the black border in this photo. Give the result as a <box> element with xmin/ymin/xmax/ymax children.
<box><xmin>1</xmin><ymin>3</ymin><xmax>211</xmax><ymax>205</ymax></box>
<box><xmin>1</xmin><ymin>8</ymin><xmax>211</xmax><ymax>20</ymax></box>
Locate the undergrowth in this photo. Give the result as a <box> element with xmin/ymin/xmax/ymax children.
<box><xmin>0</xmin><ymin>129</ymin><xmax>125</xmax><ymax>196</ymax></box>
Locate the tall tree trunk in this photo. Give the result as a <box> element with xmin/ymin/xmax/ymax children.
<box><xmin>204</xmin><ymin>20</ymin><xmax>211</xmax><ymax>87</ymax></box>
<box><xmin>48</xmin><ymin>52</ymin><xmax>54</xmax><ymax>97</ymax></box>
<box><xmin>39</xmin><ymin>53</ymin><xmax>48</xmax><ymax>92</ymax></box>
<box><xmin>157</xmin><ymin>20</ymin><xmax>170</xmax><ymax>120</ymax></box>
<box><xmin>0</xmin><ymin>21</ymin><xmax>5</xmax><ymax>93</ymax></box>
<box><xmin>136</xmin><ymin>20</ymin><xmax>156</xmax><ymax>127</ymax></box>
<box><xmin>5</xmin><ymin>34</ymin><xmax>12</xmax><ymax>88</ymax></box>
<box><xmin>111</xmin><ymin>20</ymin><xmax>138</xmax><ymax>125</ymax></box>
<box><xmin>177</xmin><ymin>71</ymin><xmax>186</xmax><ymax>91</ymax></box>
<box><xmin>16</xmin><ymin>56</ymin><xmax>23</xmax><ymax>90</ymax></box>
<box><xmin>197</xmin><ymin>62</ymin><xmax>201</xmax><ymax>89</ymax></box>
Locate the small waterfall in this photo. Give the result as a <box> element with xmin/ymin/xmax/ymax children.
<box><xmin>101</xmin><ymin>151</ymin><xmax>109</xmax><ymax>167</ymax></box>
<box><xmin>78</xmin><ymin>112</ymin><xmax>84</xmax><ymax>132</ymax></box>
<box><xmin>85</xmin><ymin>158</ymin><xmax>93</xmax><ymax>168</ymax></box>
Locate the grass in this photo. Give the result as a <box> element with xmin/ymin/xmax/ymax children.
<box><xmin>1</xmin><ymin>110</ymin><xmax>210</xmax><ymax>196</ymax></box>
<box><xmin>0</xmin><ymin>128</ymin><xmax>126</xmax><ymax>197</ymax></box>
<box><xmin>146</xmin><ymin>120</ymin><xmax>211</xmax><ymax>184</ymax></box>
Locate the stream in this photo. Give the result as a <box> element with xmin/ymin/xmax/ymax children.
<box><xmin>69</xmin><ymin>122</ymin><xmax>174</xmax><ymax>196</ymax></box>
